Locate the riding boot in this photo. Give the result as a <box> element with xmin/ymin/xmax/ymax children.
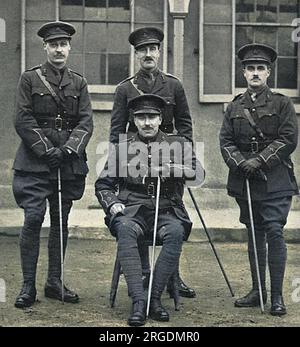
<box><xmin>15</xmin><ymin>220</ymin><xmax>41</xmax><ymax>308</ymax></box>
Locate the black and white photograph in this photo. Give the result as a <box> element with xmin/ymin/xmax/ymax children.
<box><xmin>0</xmin><ymin>0</ymin><xmax>300</xmax><ymax>333</ymax></box>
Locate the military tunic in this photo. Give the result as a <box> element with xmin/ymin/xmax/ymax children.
<box><xmin>95</xmin><ymin>130</ymin><xmax>204</xmax><ymax>240</ymax></box>
<box><xmin>109</xmin><ymin>69</ymin><xmax>193</xmax><ymax>143</ymax></box>
<box><xmin>13</xmin><ymin>61</ymin><xmax>93</xmax><ymax>179</ymax></box>
<box><xmin>220</xmin><ymin>86</ymin><xmax>298</xmax><ymax>200</ymax></box>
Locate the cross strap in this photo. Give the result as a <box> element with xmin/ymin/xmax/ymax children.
<box><xmin>35</xmin><ymin>68</ymin><xmax>61</xmax><ymax>106</ymax></box>
<box><xmin>243</xmin><ymin>108</ymin><xmax>266</xmax><ymax>140</ymax></box>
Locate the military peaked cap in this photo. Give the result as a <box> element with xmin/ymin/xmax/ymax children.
<box><xmin>237</xmin><ymin>43</ymin><xmax>277</xmax><ymax>64</ymax></box>
<box><xmin>129</xmin><ymin>27</ymin><xmax>164</xmax><ymax>49</ymax></box>
<box><xmin>38</xmin><ymin>21</ymin><xmax>76</xmax><ymax>42</ymax></box>
<box><xmin>128</xmin><ymin>94</ymin><xmax>166</xmax><ymax>115</ymax></box>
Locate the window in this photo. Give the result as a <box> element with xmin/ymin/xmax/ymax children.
<box><xmin>199</xmin><ymin>0</ymin><xmax>299</xmax><ymax>102</ymax></box>
<box><xmin>25</xmin><ymin>0</ymin><xmax>167</xmax><ymax>87</ymax></box>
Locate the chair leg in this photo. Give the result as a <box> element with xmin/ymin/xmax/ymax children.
<box><xmin>170</xmin><ymin>270</ymin><xmax>180</xmax><ymax>311</ymax></box>
<box><xmin>110</xmin><ymin>256</ymin><xmax>121</xmax><ymax>308</ymax></box>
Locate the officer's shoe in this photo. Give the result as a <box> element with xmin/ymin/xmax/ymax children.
<box><xmin>149</xmin><ymin>298</ymin><xmax>169</xmax><ymax>322</ymax></box>
<box><xmin>15</xmin><ymin>282</ymin><xmax>36</xmax><ymax>309</ymax></box>
<box><xmin>270</xmin><ymin>295</ymin><xmax>286</xmax><ymax>316</ymax></box>
<box><xmin>167</xmin><ymin>276</ymin><xmax>196</xmax><ymax>298</ymax></box>
<box><xmin>128</xmin><ymin>300</ymin><xmax>146</xmax><ymax>327</ymax></box>
<box><xmin>44</xmin><ymin>279</ymin><xmax>79</xmax><ymax>303</ymax></box>
<box><xmin>234</xmin><ymin>289</ymin><xmax>267</xmax><ymax>307</ymax></box>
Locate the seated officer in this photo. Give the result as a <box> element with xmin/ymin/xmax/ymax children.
<box><xmin>95</xmin><ymin>94</ymin><xmax>204</xmax><ymax>326</ymax></box>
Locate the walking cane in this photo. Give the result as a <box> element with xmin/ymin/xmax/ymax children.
<box><xmin>146</xmin><ymin>176</ymin><xmax>161</xmax><ymax>317</ymax></box>
<box><xmin>245</xmin><ymin>178</ymin><xmax>264</xmax><ymax>313</ymax></box>
<box><xmin>187</xmin><ymin>187</ymin><xmax>235</xmax><ymax>297</ymax></box>
<box><xmin>57</xmin><ymin>168</ymin><xmax>65</xmax><ymax>304</ymax></box>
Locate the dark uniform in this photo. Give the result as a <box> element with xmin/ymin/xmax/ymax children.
<box><xmin>110</xmin><ymin>69</ymin><xmax>193</xmax><ymax>143</ymax></box>
<box><xmin>109</xmin><ymin>26</ymin><xmax>195</xmax><ymax>298</ymax></box>
<box><xmin>220</xmin><ymin>44</ymin><xmax>298</xmax><ymax>316</ymax></box>
<box><xmin>95</xmin><ymin>94</ymin><xmax>204</xmax><ymax>326</ymax></box>
<box><xmin>13</xmin><ymin>21</ymin><xmax>93</xmax><ymax>308</ymax></box>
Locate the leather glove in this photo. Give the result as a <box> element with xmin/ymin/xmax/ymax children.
<box><xmin>109</xmin><ymin>203</ymin><xmax>125</xmax><ymax>216</ymax></box>
<box><xmin>44</xmin><ymin>148</ymin><xmax>64</xmax><ymax>169</ymax></box>
<box><xmin>239</xmin><ymin>157</ymin><xmax>262</xmax><ymax>178</ymax></box>
<box><xmin>60</xmin><ymin>147</ymin><xmax>74</xmax><ymax>161</ymax></box>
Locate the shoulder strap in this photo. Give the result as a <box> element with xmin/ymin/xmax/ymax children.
<box><xmin>35</xmin><ymin>68</ymin><xmax>60</xmax><ymax>106</ymax></box>
<box><xmin>130</xmin><ymin>79</ymin><xmax>144</xmax><ymax>95</ymax></box>
<box><xmin>243</xmin><ymin>108</ymin><xmax>265</xmax><ymax>140</ymax></box>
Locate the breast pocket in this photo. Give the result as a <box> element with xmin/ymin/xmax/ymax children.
<box><xmin>64</xmin><ymin>89</ymin><xmax>80</xmax><ymax>115</ymax></box>
<box><xmin>31</xmin><ymin>88</ymin><xmax>56</xmax><ymax>114</ymax></box>
<box><xmin>257</xmin><ymin>111</ymin><xmax>279</xmax><ymax>137</ymax></box>
<box><xmin>230</xmin><ymin>114</ymin><xmax>252</xmax><ymax>138</ymax></box>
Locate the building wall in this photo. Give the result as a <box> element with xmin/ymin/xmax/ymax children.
<box><xmin>0</xmin><ymin>0</ymin><xmax>21</xmax><ymax>208</ymax></box>
<box><xmin>0</xmin><ymin>0</ymin><xmax>300</xmax><ymax>210</ymax></box>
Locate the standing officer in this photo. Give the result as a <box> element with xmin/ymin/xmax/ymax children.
<box><xmin>220</xmin><ymin>44</ymin><xmax>298</xmax><ymax>316</ymax></box>
<box><xmin>95</xmin><ymin>94</ymin><xmax>204</xmax><ymax>326</ymax></box>
<box><xmin>109</xmin><ymin>26</ymin><xmax>195</xmax><ymax>298</ymax></box>
<box><xmin>13</xmin><ymin>21</ymin><xmax>93</xmax><ymax>308</ymax></box>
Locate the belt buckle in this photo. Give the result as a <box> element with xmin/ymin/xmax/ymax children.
<box><xmin>147</xmin><ymin>183</ymin><xmax>155</xmax><ymax>196</ymax></box>
<box><xmin>55</xmin><ymin>115</ymin><xmax>63</xmax><ymax>131</ymax></box>
<box><xmin>250</xmin><ymin>141</ymin><xmax>258</xmax><ymax>153</ymax></box>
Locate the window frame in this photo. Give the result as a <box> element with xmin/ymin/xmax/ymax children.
<box><xmin>199</xmin><ymin>0</ymin><xmax>300</xmax><ymax>103</ymax></box>
<box><xmin>59</xmin><ymin>0</ymin><xmax>169</xmax><ymax>91</ymax></box>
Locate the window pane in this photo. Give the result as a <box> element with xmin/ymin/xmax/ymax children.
<box><xmin>85</xmin><ymin>53</ymin><xmax>102</xmax><ymax>84</ymax></box>
<box><xmin>204</xmin><ymin>25</ymin><xmax>232</xmax><ymax>94</ymax></box>
<box><xmin>236</xmin><ymin>0</ymin><xmax>255</xmax><ymax>22</ymax></box>
<box><xmin>256</xmin><ymin>0</ymin><xmax>278</xmax><ymax>23</ymax></box>
<box><xmin>236</xmin><ymin>26</ymin><xmax>254</xmax><ymax>47</ymax></box>
<box><xmin>67</xmin><ymin>53</ymin><xmax>84</xmax><ymax>75</ymax></box>
<box><xmin>85</xmin><ymin>0</ymin><xmax>107</xmax><ymax>20</ymax></box>
<box><xmin>85</xmin><ymin>23</ymin><xmax>107</xmax><ymax>53</ymax></box>
<box><xmin>254</xmin><ymin>26</ymin><xmax>277</xmax><ymax>47</ymax></box>
<box><xmin>108</xmin><ymin>54</ymin><xmax>130</xmax><ymax>84</ymax></box>
<box><xmin>279</xmin><ymin>0</ymin><xmax>299</xmax><ymax>23</ymax></box>
<box><xmin>60</xmin><ymin>0</ymin><xmax>84</xmax><ymax>19</ymax></box>
<box><xmin>204</xmin><ymin>0</ymin><xmax>232</xmax><ymax>23</ymax></box>
<box><xmin>108</xmin><ymin>0</ymin><xmax>130</xmax><ymax>20</ymax></box>
<box><xmin>235</xmin><ymin>58</ymin><xmax>247</xmax><ymax>88</ymax></box>
<box><xmin>277</xmin><ymin>58</ymin><xmax>297</xmax><ymax>88</ymax></box>
<box><xmin>278</xmin><ymin>27</ymin><xmax>297</xmax><ymax>56</ymax></box>
<box><xmin>69</xmin><ymin>22</ymin><xmax>83</xmax><ymax>53</ymax></box>
<box><xmin>107</xmin><ymin>23</ymin><xmax>130</xmax><ymax>52</ymax></box>
<box><xmin>135</xmin><ymin>0</ymin><xmax>164</xmax><ymax>22</ymax></box>
<box><xmin>27</xmin><ymin>0</ymin><xmax>56</xmax><ymax>20</ymax></box>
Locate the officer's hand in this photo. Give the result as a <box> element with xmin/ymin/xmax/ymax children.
<box><xmin>60</xmin><ymin>147</ymin><xmax>74</xmax><ymax>161</ymax></box>
<box><xmin>239</xmin><ymin>158</ymin><xmax>262</xmax><ymax>178</ymax></box>
<box><xmin>45</xmin><ymin>148</ymin><xmax>64</xmax><ymax>169</ymax></box>
<box><xmin>110</xmin><ymin>203</ymin><xmax>125</xmax><ymax>216</ymax></box>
